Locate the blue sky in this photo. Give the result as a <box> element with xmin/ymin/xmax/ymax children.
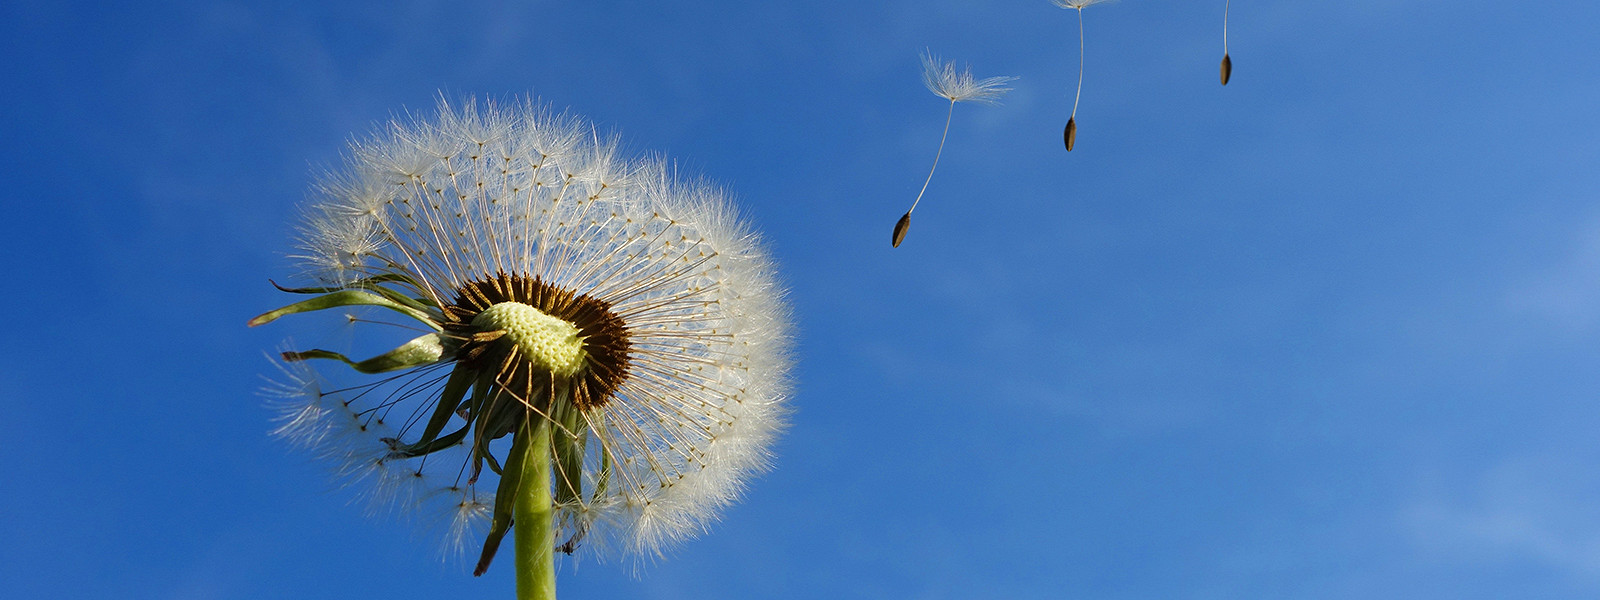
<box><xmin>4</xmin><ymin>0</ymin><xmax>1600</xmax><ymax>598</ymax></box>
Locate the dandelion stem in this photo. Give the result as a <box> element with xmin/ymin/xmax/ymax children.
<box><xmin>513</xmin><ymin>416</ymin><xmax>555</xmax><ymax>600</ymax></box>
<box><xmin>907</xmin><ymin>100</ymin><xmax>956</xmax><ymax>216</ymax></box>
<box><xmin>1072</xmin><ymin>8</ymin><xmax>1085</xmax><ymax>120</ymax></box>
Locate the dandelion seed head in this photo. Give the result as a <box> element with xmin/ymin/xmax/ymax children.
<box><xmin>921</xmin><ymin>52</ymin><xmax>1018</xmax><ymax>104</ymax></box>
<box><xmin>262</xmin><ymin>96</ymin><xmax>793</xmax><ymax>565</ymax></box>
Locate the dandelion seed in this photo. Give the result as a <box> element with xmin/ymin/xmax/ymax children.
<box><xmin>1051</xmin><ymin>0</ymin><xmax>1116</xmax><ymax>151</ymax></box>
<box><xmin>1220</xmin><ymin>0</ymin><xmax>1233</xmax><ymax>86</ymax></box>
<box><xmin>254</xmin><ymin>97</ymin><xmax>792</xmax><ymax>596</ymax></box>
<box><xmin>895</xmin><ymin>53</ymin><xmax>1016</xmax><ymax>248</ymax></box>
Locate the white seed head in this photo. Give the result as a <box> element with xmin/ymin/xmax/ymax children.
<box><xmin>266</xmin><ymin>96</ymin><xmax>793</xmax><ymax>563</ymax></box>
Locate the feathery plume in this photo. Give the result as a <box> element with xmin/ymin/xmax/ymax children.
<box><xmin>894</xmin><ymin>53</ymin><xmax>1016</xmax><ymax>248</ymax></box>
<box><xmin>253</xmin><ymin>97</ymin><xmax>793</xmax><ymax>596</ymax></box>
<box><xmin>921</xmin><ymin>52</ymin><xmax>1016</xmax><ymax>104</ymax></box>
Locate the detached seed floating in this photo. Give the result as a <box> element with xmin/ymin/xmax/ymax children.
<box><xmin>894</xmin><ymin>52</ymin><xmax>1016</xmax><ymax>248</ymax></box>
<box><xmin>1051</xmin><ymin>0</ymin><xmax>1114</xmax><ymax>151</ymax></box>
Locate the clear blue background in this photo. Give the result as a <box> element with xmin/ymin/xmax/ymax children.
<box><xmin>4</xmin><ymin>1</ymin><xmax>1600</xmax><ymax>598</ymax></box>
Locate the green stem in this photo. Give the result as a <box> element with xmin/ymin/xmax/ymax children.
<box><xmin>514</xmin><ymin>417</ymin><xmax>555</xmax><ymax>600</ymax></box>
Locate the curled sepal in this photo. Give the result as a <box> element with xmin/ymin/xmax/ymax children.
<box><xmin>589</xmin><ymin>411</ymin><xmax>611</xmax><ymax>504</ymax></box>
<box><xmin>273</xmin><ymin>276</ymin><xmax>440</xmax><ymax>312</ymax></box>
<box><xmin>248</xmin><ymin>289</ymin><xmax>440</xmax><ymax>330</ymax></box>
<box><xmin>553</xmin><ymin>397</ymin><xmax>592</xmax><ymax>555</ymax></box>
<box><xmin>468</xmin><ymin>372</ymin><xmax>515</xmax><ymax>483</ymax></box>
<box><xmin>282</xmin><ymin>333</ymin><xmax>453</xmax><ymax>374</ymax></box>
<box><xmin>384</xmin><ymin>422</ymin><xmax>471</xmax><ymax>459</ymax></box>
<box><xmin>475</xmin><ymin>417</ymin><xmax>546</xmax><ymax>577</ymax></box>
<box><xmin>475</xmin><ymin>439</ymin><xmax>522</xmax><ymax>576</ymax></box>
<box><xmin>551</xmin><ymin>396</ymin><xmax>586</xmax><ymax>508</ymax></box>
<box><xmin>270</xmin><ymin>273</ymin><xmax>420</xmax><ymax>295</ymax></box>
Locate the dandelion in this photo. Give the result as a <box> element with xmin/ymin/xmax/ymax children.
<box><xmin>1050</xmin><ymin>0</ymin><xmax>1116</xmax><ymax>151</ymax></box>
<box><xmin>1220</xmin><ymin>0</ymin><xmax>1234</xmax><ymax>85</ymax></box>
<box><xmin>893</xmin><ymin>53</ymin><xmax>1016</xmax><ymax>248</ymax></box>
<box><xmin>252</xmin><ymin>97</ymin><xmax>792</xmax><ymax>599</ymax></box>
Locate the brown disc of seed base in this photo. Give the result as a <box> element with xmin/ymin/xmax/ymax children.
<box><xmin>1064</xmin><ymin>117</ymin><xmax>1077</xmax><ymax>151</ymax></box>
<box><xmin>892</xmin><ymin>212</ymin><xmax>912</xmax><ymax>248</ymax></box>
<box><xmin>1221</xmin><ymin>53</ymin><xmax>1232</xmax><ymax>86</ymax></box>
<box><xmin>444</xmin><ymin>271</ymin><xmax>631</xmax><ymax>410</ymax></box>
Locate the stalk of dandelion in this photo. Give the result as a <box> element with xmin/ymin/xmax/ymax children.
<box><xmin>893</xmin><ymin>53</ymin><xmax>1016</xmax><ymax>248</ymax></box>
<box><xmin>254</xmin><ymin>97</ymin><xmax>792</xmax><ymax>599</ymax></box>
<box><xmin>1051</xmin><ymin>0</ymin><xmax>1114</xmax><ymax>151</ymax></box>
<box><xmin>1221</xmin><ymin>0</ymin><xmax>1233</xmax><ymax>85</ymax></box>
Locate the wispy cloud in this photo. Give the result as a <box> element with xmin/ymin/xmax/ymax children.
<box><xmin>1404</xmin><ymin>456</ymin><xmax>1600</xmax><ymax>582</ymax></box>
<box><xmin>1504</xmin><ymin>213</ymin><xmax>1600</xmax><ymax>331</ymax></box>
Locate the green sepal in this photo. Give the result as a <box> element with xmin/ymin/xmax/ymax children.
<box><xmin>281</xmin><ymin>333</ymin><xmax>453</xmax><ymax>373</ymax></box>
<box><xmin>270</xmin><ymin>273</ymin><xmax>418</xmax><ymax>295</ymax></box>
<box><xmin>468</xmin><ymin>372</ymin><xmax>508</xmax><ymax>482</ymax></box>
<box><xmin>482</xmin><ymin>446</ymin><xmax>506</xmax><ymax>476</ymax></box>
<box><xmin>590</xmin><ymin>412</ymin><xmax>611</xmax><ymax>503</ymax></box>
<box><xmin>272</xmin><ymin>276</ymin><xmax>441</xmax><ymax>312</ymax></box>
<box><xmin>551</xmin><ymin>396</ymin><xmax>586</xmax><ymax>507</ymax></box>
<box><xmin>475</xmin><ymin>417</ymin><xmax>539</xmax><ymax>576</ymax></box>
<box><xmin>248</xmin><ymin>289</ymin><xmax>440</xmax><ymax>330</ymax></box>
<box><xmin>385</xmin><ymin>422</ymin><xmax>471</xmax><ymax>459</ymax></box>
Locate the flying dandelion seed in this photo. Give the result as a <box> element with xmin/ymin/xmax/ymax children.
<box><xmin>1051</xmin><ymin>0</ymin><xmax>1115</xmax><ymax>151</ymax></box>
<box><xmin>1221</xmin><ymin>0</ymin><xmax>1233</xmax><ymax>85</ymax></box>
<box><xmin>254</xmin><ymin>97</ymin><xmax>792</xmax><ymax>599</ymax></box>
<box><xmin>894</xmin><ymin>53</ymin><xmax>1016</xmax><ymax>248</ymax></box>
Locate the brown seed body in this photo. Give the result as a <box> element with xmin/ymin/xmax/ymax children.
<box><xmin>1064</xmin><ymin>118</ymin><xmax>1077</xmax><ymax>151</ymax></box>
<box><xmin>892</xmin><ymin>212</ymin><xmax>912</xmax><ymax>248</ymax></box>
<box><xmin>1221</xmin><ymin>53</ymin><xmax>1232</xmax><ymax>86</ymax></box>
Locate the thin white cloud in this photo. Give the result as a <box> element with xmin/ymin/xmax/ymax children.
<box><xmin>1404</xmin><ymin>456</ymin><xmax>1600</xmax><ymax>582</ymax></box>
<box><xmin>1504</xmin><ymin>211</ymin><xmax>1600</xmax><ymax>331</ymax></box>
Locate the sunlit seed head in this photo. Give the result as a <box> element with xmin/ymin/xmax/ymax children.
<box><xmin>261</xmin><ymin>96</ymin><xmax>794</xmax><ymax>565</ymax></box>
